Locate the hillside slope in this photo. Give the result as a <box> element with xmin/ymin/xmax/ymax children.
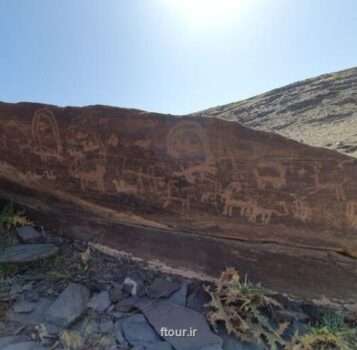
<box><xmin>194</xmin><ymin>67</ymin><xmax>357</xmax><ymax>157</ymax></box>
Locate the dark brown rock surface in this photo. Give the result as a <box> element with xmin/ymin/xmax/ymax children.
<box><xmin>1</xmin><ymin>101</ymin><xmax>357</xmax><ymax>300</ymax></box>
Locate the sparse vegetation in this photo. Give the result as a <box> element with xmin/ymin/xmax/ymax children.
<box><xmin>0</xmin><ymin>201</ymin><xmax>32</xmax><ymax>231</ymax></box>
<box><xmin>288</xmin><ymin>311</ymin><xmax>357</xmax><ymax>350</ymax></box>
<box><xmin>205</xmin><ymin>268</ymin><xmax>287</xmax><ymax>349</ymax></box>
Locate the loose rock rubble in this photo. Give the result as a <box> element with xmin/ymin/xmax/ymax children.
<box><xmin>0</xmin><ymin>226</ymin><xmax>356</xmax><ymax>350</ymax></box>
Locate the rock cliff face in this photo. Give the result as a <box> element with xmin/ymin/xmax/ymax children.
<box><xmin>1</xmin><ymin>101</ymin><xmax>357</xmax><ymax>300</ymax></box>
<box><xmin>194</xmin><ymin>67</ymin><xmax>357</xmax><ymax>157</ymax></box>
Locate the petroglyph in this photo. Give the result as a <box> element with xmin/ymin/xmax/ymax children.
<box><xmin>173</xmin><ymin>162</ymin><xmax>217</xmax><ymax>184</ymax></box>
<box><xmin>112</xmin><ymin>179</ymin><xmax>138</xmax><ymax>195</ymax></box>
<box><xmin>70</xmin><ymin>160</ymin><xmax>107</xmax><ymax>192</ymax></box>
<box><xmin>166</xmin><ymin>121</ymin><xmax>212</xmax><ymax>162</ymax></box>
<box><xmin>163</xmin><ymin>179</ymin><xmax>191</xmax><ymax>215</ymax></box>
<box><xmin>292</xmin><ymin>199</ymin><xmax>312</xmax><ymax>223</ymax></box>
<box><xmin>254</xmin><ymin>161</ymin><xmax>287</xmax><ymax>190</ymax></box>
<box><xmin>346</xmin><ymin>201</ymin><xmax>357</xmax><ymax>228</ymax></box>
<box><xmin>312</xmin><ymin>163</ymin><xmax>346</xmax><ymax>201</ymax></box>
<box><xmin>122</xmin><ymin>168</ymin><xmax>166</xmax><ymax>194</ymax></box>
<box><xmin>32</xmin><ymin>109</ymin><xmax>63</xmax><ymax>161</ymax></box>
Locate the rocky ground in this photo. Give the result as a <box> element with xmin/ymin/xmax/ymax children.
<box><xmin>193</xmin><ymin>67</ymin><xmax>357</xmax><ymax>158</ymax></box>
<box><xmin>1</xmin><ymin>224</ymin><xmax>357</xmax><ymax>350</ymax></box>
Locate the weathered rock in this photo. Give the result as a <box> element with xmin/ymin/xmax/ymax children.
<box><xmin>13</xmin><ymin>300</ymin><xmax>36</xmax><ymax>314</ymax></box>
<box><xmin>46</xmin><ymin>283</ymin><xmax>90</xmax><ymax>327</ymax></box>
<box><xmin>2</xmin><ymin>342</ymin><xmax>48</xmax><ymax>350</ymax></box>
<box><xmin>222</xmin><ymin>336</ymin><xmax>263</xmax><ymax>350</ymax></box>
<box><xmin>168</xmin><ymin>282</ymin><xmax>189</xmax><ymax>306</ymax></box>
<box><xmin>99</xmin><ymin>319</ymin><xmax>114</xmax><ymax>333</ymax></box>
<box><xmin>146</xmin><ymin>342</ymin><xmax>173</xmax><ymax>350</ymax></box>
<box><xmin>186</xmin><ymin>285</ymin><xmax>210</xmax><ymax>313</ymax></box>
<box><xmin>7</xmin><ymin>298</ymin><xmax>54</xmax><ymax>325</ymax></box>
<box><xmin>0</xmin><ymin>336</ymin><xmax>29</xmax><ymax>349</ymax></box>
<box><xmin>0</xmin><ymin>244</ymin><xmax>58</xmax><ymax>264</ymax></box>
<box><xmin>136</xmin><ymin>300</ymin><xmax>223</xmax><ymax>350</ymax></box>
<box><xmin>109</xmin><ymin>283</ymin><xmax>124</xmax><ymax>303</ymax></box>
<box><xmin>1</xmin><ymin>102</ymin><xmax>357</xmax><ymax>300</ymax></box>
<box><xmin>147</xmin><ymin>278</ymin><xmax>181</xmax><ymax>299</ymax></box>
<box><xmin>123</xmin><ymin>277</ymin><xmax>145</xmax><ymax>297</ymax></box>
<box><xmin>88</xmin><ymin>291</ymin><xmax>111</xmax><ymax>313</ymax></box>
<box><xmin>120</xmin><ymin>314</ymin><xmax>161</xmax><ymax>346</ymax></box>
<box><xmin>16</xmin><ymin>226</ymin><xmax>42</xmax><ymax>244</ymax></box>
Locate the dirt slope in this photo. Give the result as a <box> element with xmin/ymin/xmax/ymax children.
<box><xmin>193</xmin><ymin>67</ymin><xmax>357</xmax><ymax>157</ymax></box>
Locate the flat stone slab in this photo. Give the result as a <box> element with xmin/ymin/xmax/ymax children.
<box><xmin>46</xmin><ymin>283</ymin><xmax>90</xmax><ymax>328</ymax></box>
<box><xmin>16</xmin><ymin>226</ymin><xmax>42</xmax><ymax>244</ymax></box>
<box><xmin>0</xmin><ymin>244</ymin><xmax>58</xmax><ymax>264</ymax></box>
<box><xmin>137</xmin><ymin>300</ymin><xmax>223</xmax><ymax>350</ymax></box>
<box><xmin>147</xmin><ymin>278</ymin><xmax>181</xmax><ymax>299</ymax></box>
<box><xmin>2</xmin><ymin>341</ymin><xmax>48</xmax><ymax>350</ymax></box>
<box><xmin>121</xmin><ymin>314</ymin><xmax>161</xmax><ymax>346</ymax></box>
<box><xmin>0</xmin><ymin>336</ymin><xmax>29</xmax><ymax>349</ymax></box>
<box><xmin>7</xmin><ymin>298</ymin><xmax>54</xmax><ymax>325</ymax></box>
<box><xmin>88</xmin><ymin>290</ymin><xmax>111</xmax><ymax>313</ymax></box>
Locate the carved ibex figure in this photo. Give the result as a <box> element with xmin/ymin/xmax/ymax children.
<box><xmin>254</xmin><ymin>161</ymin><xmax>287</xmax><ymax>190</ymax></box>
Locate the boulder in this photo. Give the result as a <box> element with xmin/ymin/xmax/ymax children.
<box><xmin>1</xmin><ymin>102</ymin><xmax>357</xmax><ymax>300</ymax></box>
<box><xmin>46</xmin><ymin>283</ymin><xmax>90</xmax><ymax>327</ymax></box>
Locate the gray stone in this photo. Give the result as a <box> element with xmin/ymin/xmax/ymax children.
<box><xmin>137</xmin><ymin>300</ymin><xmax>223</xmax><ymax>350</ymax></box>
<box><xmin>0</xmin><ymin>336</ymin><xmax>29</xmax><ymax>349</ymax></box>
<box><xmin>0</xmin><ymin>244</ymin><xmax>58</xmax><ymax>263</ymax></box>
<box><xmin>88</xmin><ymin>290</ymin><xmax>111</xmax><ymax>313</ymax></box>
<box><xmin>146</xmin><ymin>342</ymin><xmax>173</xmax><ymax>350</ymax></box>
<box><xmin>168</xmin><ymin>282</ymin><xmax>189</xmax><ymax>306</ymax></box>
<box><xmin>186</xmin><ymin>286</ymin><xmax>210</xmax><ymax>313</ymax></box>
<box><xmin>202</xmin><ymin>345</ymin><xmax>223</xmax><ymax>350</ymax></box>
<box><xmin>7</xmin><ymin>298</ymin><xmax>54</xmax><ymax>325</ymax></box>
<box><xmin>2</xmin><ymin>342</ymin><xmax>47</xmax><ymax>350</ymax></box>
<box><xmin>123</xmin><ymin>277</ymin><xmax>145</xmax><ymax>297</ymax></box>
<box><xmin>23</xmin><ymin>290</ymin><xmax>40</xmax><ymax>303</ymax></box>
<box><xmin>121</xmin><ymin>314</ymin><xmax>160</xmax><ymax>346</ymax></box>
<box><xmin>114</xmin><ymin>320</ymin><xmax>129</xmax><ymax>347</ymax></box>
<box><xmin>109</xmin><ymin>283</ymin><xmax>123</xmax><ymax>303</ymax></box>
<box><xmin>99</xmin><ymin>319</ymin><xmax>114</xmax><ymax>333</ymax></box>
<box><xmin>147</xmin><ymin>278</ymin><xmax>181</xmax><ymax>299</ymax></box>
<box><xmin>115</xmin><ymin>296</ymin><xmax>140</xmax><ymax>312</ymax></box>
<box><xmin>13</xmin><ymin>300</ymin><xmax>36</xmax><ymax>313</ymax></box>
<box><xmin>221</xmin><ymin>334</ymin><xmax>264</xmax><ymax>350</ymax></box>
<box><xmin>16</xmin><ymin>226</ymin><xmax>42</xmax><ymax>244</ymax></box>
<box><xmin>46</xmin><ymin>283</ymin><xmax>90</xmax><ymax>327</ymax></box>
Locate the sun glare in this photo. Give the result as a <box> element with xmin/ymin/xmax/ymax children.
<box><xmin>165</xmin><ymin>0</ymin><xmax>244</xmax><ymax>29</ymax></box>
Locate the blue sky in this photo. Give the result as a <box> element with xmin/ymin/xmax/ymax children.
<box><xmin>0</xmin><ymin>0</ymin><xmax>356</xmax><ymax>114</ymax></box>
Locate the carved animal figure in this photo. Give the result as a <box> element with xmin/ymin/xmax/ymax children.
<box><xmin>112</xmin><ymin>179</ymin><xmax>138</xmax><ymax>195</ymax></box>
<box><xmin>254</xmin><ymin>162</ymin><xmax>287</xmax><ymax>190</ymax></box>
<box><xmin>173</xmin><ymin>162</ymin><xmax>216</xmax><ymax>184</ymax></box>
<box><xmin>73</xmin><ymin>163</ymin><xmax>106</xmax><ymax>192</ymax></box>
